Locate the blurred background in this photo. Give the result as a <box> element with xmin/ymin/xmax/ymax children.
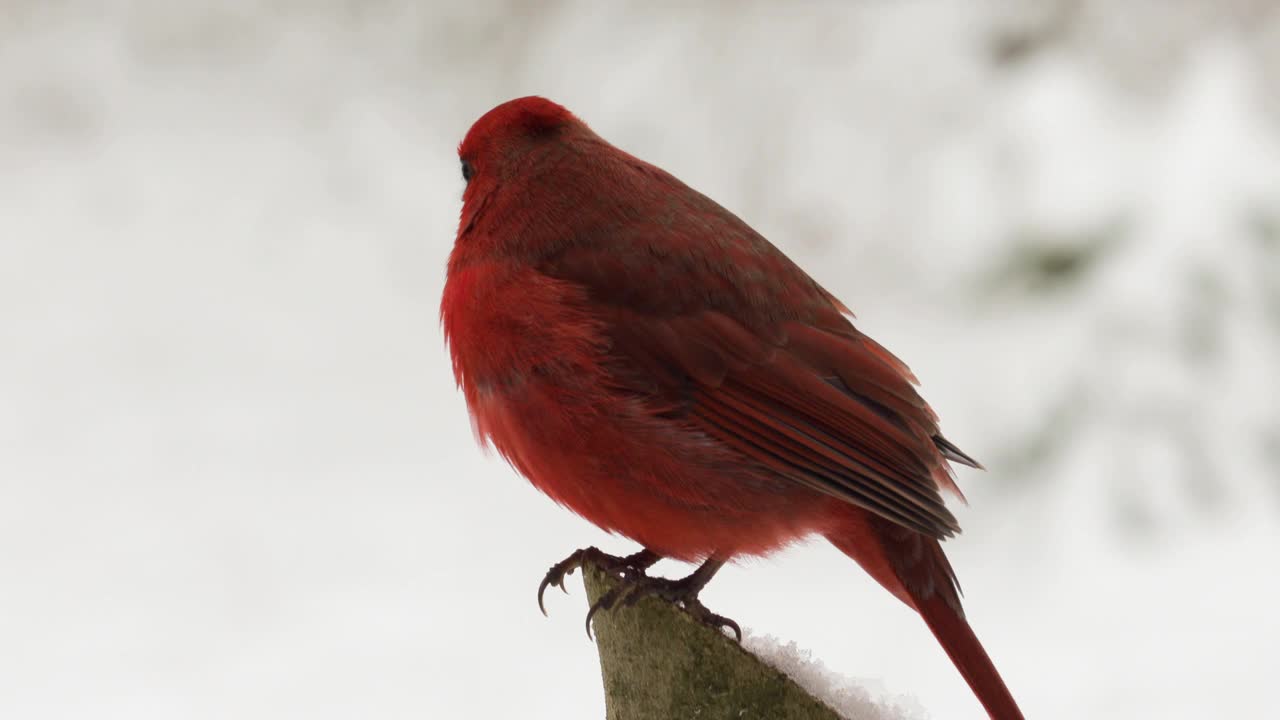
<box><xmin>2</xmin><ymin>1</ymin><xmax>1278</xmax><ymax>718</ymax></box>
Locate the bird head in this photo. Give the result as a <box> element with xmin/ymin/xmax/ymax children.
<box><xmin>457</xmin><ymin>96</ymin><xmax>586</xmax><ymax>201</ymax></box>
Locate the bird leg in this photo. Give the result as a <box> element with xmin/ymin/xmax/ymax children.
<box><xmin>585</xmin><ymin>557</ymin><xmax>741</xmax><ymax>642</ymax></box>
<box><xmin>537</xmin><ymin>546</ymin><xmax>660</xmax><ymax>616</ymax></box>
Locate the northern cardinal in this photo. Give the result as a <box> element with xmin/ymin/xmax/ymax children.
<box><xmin>442</xmin><ymin>97</ymin><xmax>1024</xmax><ymax>719</ymax></box>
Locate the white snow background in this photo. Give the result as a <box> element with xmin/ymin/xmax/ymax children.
<box><xmin>2</xmin><ymin>2</ymin><xmax>1279</xmax><ymax>719</ymax></box>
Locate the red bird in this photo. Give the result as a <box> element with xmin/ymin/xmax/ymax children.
<box><xmin>442</xmin><ymin>97</ymin><xmax>1024</xmax><ymax>720</ymax></box>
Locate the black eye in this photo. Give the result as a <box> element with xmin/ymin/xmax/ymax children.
<box><xmin>460</xmin><ymin>159</ymin><xmax>474</xmax><ymax>183</ymax></box>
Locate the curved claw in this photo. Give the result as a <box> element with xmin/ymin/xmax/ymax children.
<box><xmin>541</xmin><ymin>546</ymin><xmax>718</xmax><ymax>640</ymax></box>
<box><xmin>584</xmin><ymin>587</ymin><xmax>623</xmax><ymax>640</ymax></box>
<box><xmin>537</xmin><ymin>548</ymin><xmax>590</xmax><ymax>616</ymax></box>
<box><xmin>536</xmin><ymin>576</ymin><xmax>555</xmax><ymax>617</ymax></box>
<box><xmin>584</xmin><ymin>601</ymin><xmax>599</xmax><ymax>640</ymax></box>
<box><xmin>721</xmin><ymin>617</ymin><xmax>743</xmax><ymax>642</ymax></box>
<box><xmin>691</xmin><ymin>603</ymin><xmax>742</xmax><ymax>642</ymax></box>
<box><xmin>538</xmin><ymin>547</ymin><xmax>658</xmax><ymax>620</ymax></box>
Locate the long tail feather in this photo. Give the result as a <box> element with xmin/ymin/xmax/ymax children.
<box><xmin>826</xmin><ymin>509</ymin><xmax>1023</xmax><ymax>720</ymax></box>
<box><xmin>915</xmin><ymin>592</ymin><xmax>1024</xmax><ymax>720</ymax></box>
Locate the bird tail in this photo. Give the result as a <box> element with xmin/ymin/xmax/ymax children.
<box><xmin>914</xmin><ymin>591</ymin><xmax>1024</xmax><ymax>720</ymax></box>
<box><xmin>825</xmin><ymin>511</ymin><xmax>1024</xmax><ymax>719</ymax></box>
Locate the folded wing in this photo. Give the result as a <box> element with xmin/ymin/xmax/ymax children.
<box><xmin>599</xmin><ymin>305</ymin><xmax>967</xmax><ymax>539</ymax></box>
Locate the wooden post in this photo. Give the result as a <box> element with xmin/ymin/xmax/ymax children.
<box><xmin>583</xmin><ymin>562</ymin><xmax>860</xmax><ymax>719</ymax></box>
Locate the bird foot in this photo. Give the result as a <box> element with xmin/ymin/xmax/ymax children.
<box><xmin>584</xmin><ymin>565</ymin><xmax>742</xmax><ymax>642</ymax></box>
<box><xmin>537</xmin><ymin>547</ymin><xmax>658</xmax><ymax>616</ymax></box>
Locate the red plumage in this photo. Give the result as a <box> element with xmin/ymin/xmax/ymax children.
<box><xmin>442</xmin><ymin>96</ymin><xmax>1024</xmax><ymax>719</ymax></box>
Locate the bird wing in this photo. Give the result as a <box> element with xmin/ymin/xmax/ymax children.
<box><xmin>606</xmin><ymin>306</ymin><xmax>961</xmax><ymax>538</ymax></box>
<box><xmin>542</xmin><ymin>224</ymin><xmax>974</xmax><ymax>541</ymax></box>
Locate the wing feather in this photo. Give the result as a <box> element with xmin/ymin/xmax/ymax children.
<box><xmin>599</xmin><ymin>307</ymin><xmax>965</xmax><ymax>539</ymax></box>
<box><xmin>539</xmin><ymin>222</ymin><xmax>978</xmax><ymax>539</ymax></box>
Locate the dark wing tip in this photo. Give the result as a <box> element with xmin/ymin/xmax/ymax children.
<box><xmin>933</xmin><ymin>434</ymin><xmax>985</xmax><ymax>470</ymax></box>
